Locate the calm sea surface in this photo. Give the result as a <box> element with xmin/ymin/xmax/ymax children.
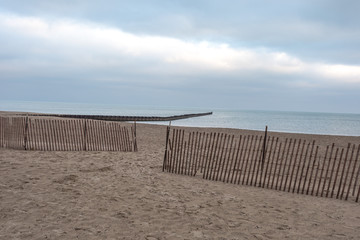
<box><xmin>1</xmin><ymin>100</ymin><xmax>360</xmax><ymax>136</ymax></box>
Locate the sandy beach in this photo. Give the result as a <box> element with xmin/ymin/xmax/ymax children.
<box><xmin>1</xmin><ymin>120</ymin><xmax>360</xmax><ymax>239</ymax></box>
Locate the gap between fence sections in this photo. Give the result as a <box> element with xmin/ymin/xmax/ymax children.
<box><xmin>0</xmin><ymin>116</ymin><xmax>137</xmax><ymax>152</ymax></box>
<box><xmin>162</xmin><ymin>127</ymin><xmax>360</xmax><ymax>203</ymax></box>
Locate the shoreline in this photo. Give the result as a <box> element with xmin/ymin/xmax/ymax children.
<box><xmin>1</xmin><ymin>110</ymin><xmax>360</xmax><ymax>140</ymax></box>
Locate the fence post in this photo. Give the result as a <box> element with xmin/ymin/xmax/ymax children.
<box><xmin>133</xmin><ymin>121</ymin><xmax>138</xmax><ymax>152</ymax></box>
<box><xmin>23</xmin><ymin>115</ymin><xmax>29</xmax><ymax>150</ymax></box>
<box><xmin>83</xmin><ymin>120</ymin><xmax>87</xmax><ymax>151</ymax></box>
<box><xmin>163</xmin><ymin>125</ymin><xmax>171</xmax><ymax>171</ymax></box>
<box><xmin>261</xmin><ymin>125</ymin><xmax>268</xmax><ymax>170</ymax></box>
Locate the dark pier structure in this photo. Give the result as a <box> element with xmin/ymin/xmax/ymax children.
<box><xmin>25</xmin><ymin>112</ymin><xmax>213</xmax><ymax>122</ymax></box>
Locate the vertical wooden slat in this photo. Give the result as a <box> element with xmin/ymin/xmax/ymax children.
<box><xmin>32</xmin><ymin>119</ymin><xmax>38</xmax><ymax>150</ymax></box>
<box><xmin>241</xmin><ymin>135</ymin><xmax>254</xmax><ymax>185</ymax></box>
<box><xmin>173</xmin><ymin>129</ymin><xmax>181</xmax><ymax>173</ymax></box>
<box><xmin>264</xmin><ymin>138</ymin><xmax>280</xmax><ymax>188</ymax></box>
<box><xmin>115</xmin><ymin>123</ymin><xmax>122</xmax><ymax>152</ymax></box>
<box><xmin>125</xmin><ymin>127</ymin><xmax>131</xmax><ymax>151</ymax></box>
<box><xmin>52</xmin><ymin>119</ymin><xmax>60</xmax><ymax>151</ymax></box>
<box><xmin>46</xmin><ymin>119</ymin><xmax>54</xmax><ymax>151</ymax></box>
<box><xmin>320</xmin><ymin>144</ymin><xmax>335</xmax><ymax>197</ymax></box>
<box><xmin>184</xmin><ymin>132</ymin><xmax>192</xmax><ymax>175</ymax></box>
<box><xmin>104</xmin><ymin>122</ymin><xmax>111</xmax><ymax>151</ymax></box>
<box><xmin>110</xmin><ymin>123</ymin><xmax>118</xmax><ymax>151</ymax></box>
<box><xmin>200</xmin><ymin>132</ymin><xmax>209</xmax><ymax>173</ymax></box>
<box><xmin>86</xmin><ymin>120</ymin><xmax>92</xmax><ymax>151</ymax></box>
<box><xmin>127</xmin><ymin>127</ymin><xmax>132</xmax><ymax>151</ymax></box>
<box><xmin>278</xmin><ymin>139</ymin><xmax>292</xmax><ymax>190</ymax></box>
<box><xmin>97</xmin><ymin>121</ymin><xmax>104</xmax><ymax>151</ymax></box>
<box><xmin>253</xmin><ymin>136</ymin><xmax>264</xmax><ymax>186</ymax></box>
<box><xmin>210</xmin><ymin>133</ymin><xmax>222</xmax><ymax>180</ymax></box>
<box><xmin>301</xmin><ymin>141</ymin><xmax>316</xmax><ymax>194</ymax></box>
<box><xmin>228</xmin><ymin>136</ymin><xmax>241</xmax><ymax>183</ymax></box>
<box><xmin>60</xmin><ymin>120</ymin><xmax>67</xmax><ymax>151</ymax></box>
<box><xmin>292</xmin><ymin>141</ymin><xmax>306</xmax><ymax>193</ymax></box>
<box><xmin>64</xmin><ymin>120</ymin><xmax>71</xmax><ymax>151</ymax></box>
<box><xmin>39</xmin><ymin>119</ymin><xmax>46</xmax><ymax>151</ymax></box>
<box><xmin>330</xmin><ymin>148</ymin><xmax>344</xmax><ymax>198</ymax></box>
<box><xmin>176</xmin><ymin>129</ymin><xmax>183</xmax><ymax>174</ymax></box>
<box><xmin>102</xmin><ymin>122</ymin><xmax>108</xmax><ymax>151</ymax></box>
<box><xmin>193</xmin><ymin>132</ymin><xmax>201</xmax><ymax>174</ymax></box>
<box><xmin>270</xmin><ymin>142</ymin><xmax>282</xmax><ymax>189</ymax></box>
<box><xmin>73</xmin><ymin>120</ymin><xmax>80</xmax><ymax>151</ymax></box>
<box><xmin>62</xmin><ymin>120</ymin><xmax>69</xmax><ymax>151</ymax></box>
<box><xmin>115</xmin><ymin>123</ymin><xmax>123</xmax><ymax>151</ymax></box>
<box><xmin>250</xmin><ymin>136</ymin><xmax>263</xmax><ymax>186</ymax></box>
<box><xmin>261</xmin><ymin>137</ymin><xmax>275</xmax><ymax>187</ymax></box>
<box><xmin>27</xmin><ymin>118</ymin><xmax>32</xmax><ymax>150</ymax></box>
<box><xmin>351</xmin><ymin>145</ymin><xmax>360</xmax><ymax>197</ymax></box>
<box><xmin>168</xmin><ymin>129</ymin><xmax>174</xmax><ymax>172</ymax></box>
<box><xmin>341</xmin><ymin>144</ymin><xmax>355</xmax><ymax>199</ymax></box>
<box><xmin>40</xmin><ymin>119</ymin><xmax>47</xmax><ymax>151</ymax></box>
<box><xmin>245</xmin><ymin>136</ymin><xmax>258</xmax><ymax>185</ymax></box>
<box><xmin>222</xmin><ymin>135</ymin><xmax>235</xmax><ymax>182</ymax></box>
<box><xmin>234</xmin><ymin>135</ymin><xmax>247</xmax><ymax>184</ymax></box>
<box><xmin>170</xmin><ymin>129</ymin><xmax>177</xmax><ymax>173</ymax></box>
<box><xmin>288</xmin><ymin>140</ymin><xmax>304</xmax><ymax>192</ymax></box>
<box><xmin>168</xmin><ymin>129</ymin><xmax>175</xmax><ymax>173</ymax></box>
<box><xmin>306</xmin><ymin>146</ymin><xmax>319</xmax><ymax>195</ymax></box>
<box><xmin>163</xmin><ymin>126</ymin><xmax>171</xmax><ymax>171</ymax></box>
<box><xmin>237</xmin><ymin>135</ymin><xmax>251</xmax><ymax>185</ymax></box>
<box><xmin>101</xmin><ymin>122</ymin><xmax>108</xmax><ymax>151</ymax></box>
<box><xmin>283</xmin><ymin>139</ymin><xmax>298</xmax><ymax>191</ymax></box>
<box><xmin>111</xmin><ymin>123</ymin><xmax>118</xmax><ymax>151</ymax></box>
<box><xmin>51</xmin><ymin>120</ymin><xmax>58</xmax><ymax>151</ymax></box>
<box><xmin>190</xmin><ymin>132</ymin><xmax>199</xmax><ymax>176</ymax></box>
<box><xmin>67</xmin><ymin>120</ymin><xmax>73</xmax><ymax>151</ymax></box>
<box><xmin>111</xmin><ymin>122</ymin><xmax>118</xmax><ymax>153</ymax></box>
<box><xmin>91</xmin><ymin>120</ymin><xmax>98</xmax><ymax>151</ymax></box>
<box><xmin>203</xmin><ymin>132</ymin><xmax>215</xmax><ymax>179</ymax></box>
<box><xmin>213</xmin><ymin>133</ymin><xmax>226</xmax><ymax>181</ymax></box>
<box><xmin>315</xmin><ymin>145</ymin><xmax>329</xmax><ymax>196</ymax></box>
<box><xmin>107</xmin><ymin>122</ymin><xmax>114</xmax><ymax>151</ymax></box>
<box><xmin>336</xmin><ymin>145</ymin><xmax>350</xmax><ymax>199</ymax></box>
<box><xmin>356</xmin><ymin>183</ymin><xmax>360</xmax><ymax>202</ymax></box>
<box><xmin>296</xmin><ymin>142</ymin><xmax>311</xmax><ymax>194</ymax></box>
<box><xmin>326</xmin><ymin>148</ymin><xmax>339</xmax><ymax>197</ymax></box>
<box><xmin>56</xmin><ymin>120</ymin><xmax>62</xmax><ymax>151</ymax></box>
<box><xmin>78</xmin><ymin>120</ymin><xmax>85</xmax><ymax>151</ymax></box>
<box><xmin>122</xmin><ymin>127</ymin><xmax>128</xmax><ymax>152</ymax></box>
<box><xmin>93</xmin><ymin>120</ymin><xmax>100</xmax><ymax>151</ymax></box>
<box><xmin>194</xmin><ymin>132</ymin><xmax>204</xmax><ymax>175</ymax></box>
<box><xmin>177</xmin><ymin>130</ymin><xmax>185</xmax><ymax>174</ymax></box>
<box><xmin>215</xmin><ymin>134</ymin><xmax>228</xmax><ymax>181</ymax></box>
<box><xmin>208</xmin><ymin>133</ymin><xmax>221</xmax><ymax>180</ymax></box>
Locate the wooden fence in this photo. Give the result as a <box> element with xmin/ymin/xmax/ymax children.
<box><xmin>0</xmin><ymin>116</ymin><xmax>137</xmax><ymax>152</ymax></box>
<box><xmin>163</xmin><ymin>127</ymin><xmax>360</xmax><ymax>203</ymax></box>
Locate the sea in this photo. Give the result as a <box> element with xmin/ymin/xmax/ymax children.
<box><xmin>1</xmin><ymin>100</ymin><xmax>360</xmax><ymax>136</ymax></box>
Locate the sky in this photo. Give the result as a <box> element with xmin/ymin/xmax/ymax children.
<box><xmin>0</xmin><ymin>0</ymin><xmax>360</xmax><ymax>113</ymax></box>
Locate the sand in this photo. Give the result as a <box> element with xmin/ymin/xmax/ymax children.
<box><xmin>1</xmin><ymin>121</ymin><xmax>360</xmax><ymax>239</ymax></box>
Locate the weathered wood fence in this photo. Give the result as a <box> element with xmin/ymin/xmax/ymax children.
<box><xmin>0</xmin><ymin>116</ymin><xmax>137</xmax><ymax>152</ymax></box>
<box><xmin>163</xmin><ymin>127</ymin><xmax>360</xmax><ymax>203</ymax></box>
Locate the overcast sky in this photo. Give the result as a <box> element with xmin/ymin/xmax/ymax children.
<box><xmin>0</xmin><ymin>0</ymin><xmax>359</xmax><ymax>113</ymax></box>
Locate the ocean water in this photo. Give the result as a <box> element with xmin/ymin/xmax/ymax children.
<box><xmin>1</xmin><ymin>100</ymin><xmax>360</xmax><ymax>136</ymax></box>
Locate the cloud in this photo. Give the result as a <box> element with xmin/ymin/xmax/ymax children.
<box><xmin>0</xmin><ymin>12</ymin><xmax>360</xmax><ymax>89</ymax></box>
